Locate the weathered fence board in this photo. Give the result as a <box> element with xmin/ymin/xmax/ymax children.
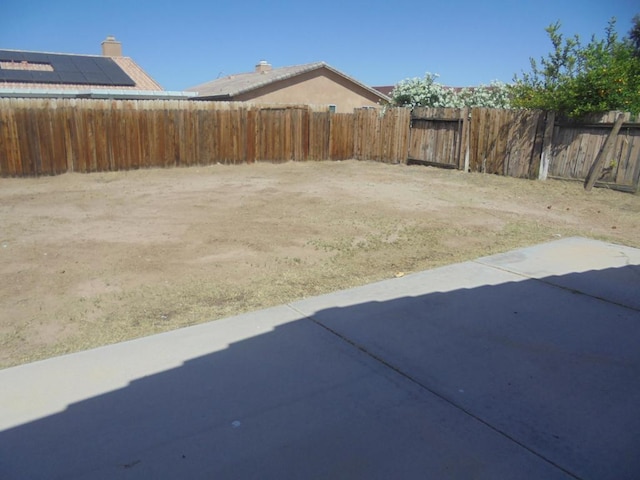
<box><xmin>329</xmin><ymin>113</ymin><xmax>355</xmax><ymax>160</ymax></box>
<box><xmin>466</xmin><ymin>108</ymin><xmax>545</xmax><ymax>178</ymax></box>
<box><xmin>308</xmin><ymin>111</ymin><xmax>330</xmax><ymax>161</ymax></box>
<box><xmin>353</xmin><ymin>108</ymin><xmax>410</xmax><ymax>163</ymax></box>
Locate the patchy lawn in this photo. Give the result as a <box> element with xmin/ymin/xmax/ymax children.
<box><xmin>1</xmin><ymin>160</ymin><xmax>638</xmax><ymax>368</ymax></box>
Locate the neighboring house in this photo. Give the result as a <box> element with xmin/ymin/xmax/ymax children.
<box><xmin>373</xmin><ymin>85</ymin><xmax>394</xmax><ymax>97</ymax></box>
<box><xmin>186</xmin><ymin>61</ymin><xmax>389</xmax><ymax>113</ymax></box>
<box><xmin>0</xmin><ymin>36</ymin><xmax>193</xmax><ymax>100</ymax></box>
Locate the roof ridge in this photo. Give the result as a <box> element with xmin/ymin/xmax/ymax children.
<box><xmin>227</xmin><ymin>61</ymin><xmax>325</xmax><ymax>78</ymax></box>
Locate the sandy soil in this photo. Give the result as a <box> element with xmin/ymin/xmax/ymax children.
<box><xmin>1</xmin><ymin>160</ymin><xmax>639</xmax><ymax>368</ymax></box>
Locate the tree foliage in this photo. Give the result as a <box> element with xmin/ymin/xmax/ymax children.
<box><xmin>511</xmin><ymin>17</ymin><xmax>640</xmax><ymax>117</ymax></box>
<box><xmin>390</xmin><ymin>73</ymin><xmax>511</xmax><ymax>109</ymax></box>
<box><xmin>629</xmin><ymin>14</ymin><xmax>640</xmax><ymax>56</ymax></box>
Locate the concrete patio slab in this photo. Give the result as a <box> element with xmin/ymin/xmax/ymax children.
<box><xmin>293</xmin><ymin>238</ymin><xmax>640</xmax><ymax>480</ymax></box>
<box><xmin>1</xmin><ymin>237</ymin><xmax>638</xmax><ymax>479</ymax></box>
<box><xmin>476</xmin><ymin>237</ymin><xmax>640</xmax><ymax>310</ymax></box>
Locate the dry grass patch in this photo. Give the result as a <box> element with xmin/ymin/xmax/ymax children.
<box><xmin>1</xmin><ymin>160</ymin><xmax>638</xmax><ymax>368</ymax></box>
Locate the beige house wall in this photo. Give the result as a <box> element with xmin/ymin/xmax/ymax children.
<box><xmin>233</xmin><ymin>68</ymin><xmax>383</xmax><ymax>113</ymax></box>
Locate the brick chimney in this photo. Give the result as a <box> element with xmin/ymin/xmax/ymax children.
<box><xmin>101</xmin><ymin>35</ymin><xmax>122</xmax><ymax>57</ymax></box>
<box><xmin>255</xmin><ymin>60</ymin><xmax>272</xmax><ymax>73</ymax></box>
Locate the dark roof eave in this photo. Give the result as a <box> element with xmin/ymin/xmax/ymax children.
<box><xmin>191</xmin><ymin>94</ymin><xmax>233</xmax><ymax>101</ymax></box>
<box><xmin>0</xmin><ymin>87</ymin><xmax>196</xmax><ymax>100</ymax></box>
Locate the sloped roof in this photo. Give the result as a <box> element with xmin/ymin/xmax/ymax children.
<box><xmin>0</xmin><ymin>49</ymin><xmax>163</xmax><ymax>91</ymax></box>
<box><xmin>187</xmin><ymin>62</ymin><xmax>389</xmax><ymax>101</ymax></box>
<box><xmin>373</xmin><ymin>86</ymin><xmax>394</xmax><ymax>96</ymax></box>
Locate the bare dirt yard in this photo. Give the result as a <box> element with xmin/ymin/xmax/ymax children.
<box><xmin>1</xmin><ymin>160</ymin><xmax>639</xmax><ymax>369</ymax></box>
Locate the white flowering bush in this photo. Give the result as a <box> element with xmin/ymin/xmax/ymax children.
<box><xmin>390</xmin><ymin>73</ymin><xmax>511</xmax><ymax>109</ymax></box>
<box><xmin>390</xmin><ymin>73</ymin><xmax>464</xmax><ymax>108</ymax></box>
<box><xmin>459</xmin><ymin>81</ymin><xmax>512</xmax><ymax>108</ymax></box>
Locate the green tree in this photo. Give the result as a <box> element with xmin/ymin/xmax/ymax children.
<box><xmin>511</xmin><ymin>17</ymin><xmax>640</xmax><ymax>117</ymax></box>
<box><xmin>628</xmin><ymin>14</ymin><xmax>640</xmax><ymax>56</ymax></box>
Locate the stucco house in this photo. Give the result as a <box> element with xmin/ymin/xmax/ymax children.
<box><xmin>186</xmin><ymin>61</ymin><xmax>389</xmax><ymax>112</ymax></box>
<box><xmin>0</xmin><ymin>36</ymin><xmax>193</xmax><ymax>100</ymax></box>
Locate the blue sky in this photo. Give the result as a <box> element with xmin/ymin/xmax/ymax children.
<box><xmin>1</xmin><ymin>0</ymin><xmax>638</xmax><ymax>91</ymax></box>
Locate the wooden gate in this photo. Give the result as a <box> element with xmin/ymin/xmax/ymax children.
<box><xmin>407</xmin><ymin>107</ymin><xmax>468</xmax><ymax>169</ymax></box>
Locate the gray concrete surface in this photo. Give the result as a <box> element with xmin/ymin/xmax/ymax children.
<box><xmin>1</xmin><ymin>237</ymin><xmax>639</xmax><ymax>479</ymax></box>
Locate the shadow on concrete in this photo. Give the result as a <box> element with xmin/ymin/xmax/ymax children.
<box><xmin>1</xmin><ymin>266</ymin><xmax>639</xmax><ymax>480</ymax></box>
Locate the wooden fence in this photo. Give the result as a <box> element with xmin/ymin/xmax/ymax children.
<box><xmin>405</xmin><ymin>108</ymin><xmax>640</xmax><ymax>191</ymax></box>
<box><xmin>0</xmin><ymin>98</ymin><xmax>407</xmax><ymax>176</ymax></box>
<box><xmin>548</xmin><ymin>111</ymin><xmax>640</xmax><ymax>191</ymax></box>
<box><xmin>0</xmin><ymin>98</ymin><xmax>638</xmax><ymax>191</ymax></box>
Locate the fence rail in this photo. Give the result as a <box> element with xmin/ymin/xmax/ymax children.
<box><xmin>0</xmin><ymin>98</ymin><xmax>638</xmax><ymax>191</ymax></box>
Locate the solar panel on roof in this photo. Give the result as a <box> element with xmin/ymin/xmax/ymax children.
<box><xmin>53</xmin><ymin>60</ymin><xmax>75</xmax><ymax>72</ymax></box>
<box><xmin>23</xmin><ymin>52</ymin><xmax>50</xmax><ymax>63</ymax></box>
<box><xmin>1</xmin><ymin>51</ymin><xmax>24</xmax><ymax>62</ymax></box>
<box><xmin>0</xmin><ymin>50</ymin><xmax>136</xmax><ymax>87</ymax></box>
<box><xmin>100</xmin><ymin>61</ymin><xmax>135</xmax><ymax>85</ymax></box>
<box><xmin>76</xmin><ymin>58</ymin><xmax>101</xmax><ymax>73</ymax></box>
<box><xmin>83</xmin><ymin>72</ymin><xmax>107</xmax><ymax>83</ymax></box>
<box><xmin>31</xmin><ymin>70</ymin><xmax>54</xmax><ymax>81</ymax></box>
<box><xmin>0</xmin><ymin>69</ymin><xmax>31</xmax><ymax>81</ymax></box>
<box><xmin>60</xmin><ymin>72</ymin><xmax>86</xmax><ymax>83</ymax></box>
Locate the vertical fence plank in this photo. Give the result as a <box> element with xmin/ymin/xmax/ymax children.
<box><xmin>0</xmin><ymin>99</ymin><xmax>18</xmax><ymax>176</ymax></box>
<box><xmin>329</xmin><ymin>113</ymin><xmax>355</xmax><ymax>160</ymax></box>
<box><xmin>538</xmin><ymin>111</ymin><xmax>555</xmax><ymax>180</ymax></box>
<box><xmin>526</xmin><ymin>111</ymin><xmax>546</xmax><ymax>179</ymax></box>
<box><xmin>0</xmin><ymin>100</ymin><xmax>9</xmax><ymax>175</ymax></box>
<box><xmin>309</xmin><ymin>111</ymin><xmax>330</xmax><ymax>160</ymax></box>
<box><xmin>93</xmin><ymin>100</ymin><xmax>107</xmax><ymax>172</ymax></box>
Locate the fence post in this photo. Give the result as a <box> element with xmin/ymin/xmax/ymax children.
<box><xmin>538</xmin><ymin>111</ymin><xmax>555</xmax><ymax>180</ymax></box>
<box><xmin>584</xmin><ymin>113</ymin><xmax>625</xmax><ymax>191</ymax></box>
<box><xmin>463</xmin><ymin>108</ymin><xmax>471</xmax><ymax>172</ymax></box>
